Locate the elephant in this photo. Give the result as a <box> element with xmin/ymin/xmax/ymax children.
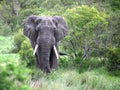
<box><xmin>23</xmin><ymin>15</ymin><xmax>69</xmax><ymax>73</ymax></box>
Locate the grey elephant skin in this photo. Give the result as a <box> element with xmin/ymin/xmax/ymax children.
<box><xmin>23</xmin><ymin>15</ymin><xmax>69</xmax><ymax>73</ymax></box>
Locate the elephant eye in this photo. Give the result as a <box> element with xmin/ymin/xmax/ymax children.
<box><xmin>51</xmin><ymin>27</ymin><xmax>56</xmax><ymax>34</ymax></box>
<box><xmin>36</xmin><ymin>25</ymin><xmax>41</xmax><ymax>31</ymax></box>
<box><xmin>35</xmin><ymin>18</ymin><xmax>42</xmax><ymax>25</ymax></box>
<box><xmin>52</xmin><ymin>18</ymin><xmax>58</xmax><ymax>27</ymax></box>
<box><xmin>36</xmin><ymin>21</ymin><xmax>40</xmax><ymax>25</ymax></box>
<box><xmin>36</xmin><ymin>21</ymin><xmax>39</xmax><ymax>25</ymax></box>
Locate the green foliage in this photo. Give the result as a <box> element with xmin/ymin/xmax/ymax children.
<box><xmin>13</xmin><ymin>29</ymin><xmax>35</xmax><ymax>68</ymax></box>
<box><xmin>0</xmin><ymin>64</ymin><xmax>31</xmax><ymax>90</ymax></box>
<box><xmin>19</xmin><ymin>8</ymin><xmax>46</xmax><ymax>23</ymax></box>
<box><xmin>28</xmin><ymin>67</ymin><xmax>120</xmax><ymax>90</ymax></box>
<box><xmin>39</xmin><ymin>5</ymin><xmax>65</xmax><ymax>16</ymax></box>
<box><xmin>13</xmin><ymin>29</ymin><xmax>26</xmax><ymax>52</ymax></box>
<box><xmin>59</xmin><ymin>56</ymin><xmax>70</xmax><ymax>68</ymax></box>
<box><xmin>41</xmin><ymin>0</ymin><xmax>61</xmax><ymax>9</ymax></box>
<box><xmin>0</xmin><ymin>35</ymin><xmax>120</xmax><ymax>90</ymax></box>
<box><xmin>0</xmin><ymin>36</ymin><xmax>13</xmax><ymax>53</ymax></box>
<box><xmin>65</xmin><ymin>5</ymin><xmax>108</xmax><ymax>30</ymax></box>
<box><xmin>111</xmin><ymin>0</ymin><xmax>120</xmax><ymax>11</ymax></box>
<box><xmin>0</xmin><ymin>0</ymin><xmax>120</xmax><ymax>88</ymax></box>
<box><xmin>106</xmin><ymin>48</ymin><xmax>120</xmax><ymax>73</ymax></box>
<box><xmin>64</xmin><ymin>5</ymin><xmax>108</xmax><ymax>60</ymax></box>
<box><xmin>108</xmin><ymin>11</ymin><xmax>120</xmax><ymax>48</ymax></box>
<box><xmin>73</xmin><ymin>51</ymin><xmax>83</xmax><ymax>66</ymax></box>
<box><xmin>73</xmin><ymin>57</ymin><xmax>104</xmax><ymax>73</ymax></box>
<box><xmin>19</xmin><ymin>39</ymin><xmax>35</xmax><ymax>68</ymax></box>
<box><xmin>80</xmin><ymin>70</ymin><xmax>120</xmax><ymax>90</ymax></box>
<box><xmin>0</xmin><ymin>20</ymin><xmax>11</xmax><ymax>36</ymax></box>
<box><xmin>0</xmin><ymin>36</ymin><xmax>32</xmax><ymax>90</ymax></box>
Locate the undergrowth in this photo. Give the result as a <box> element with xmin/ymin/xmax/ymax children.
<box><xmin>0</xmin><ymin>36</ymin><xmax>120</xmax><ymax>90</ymax></box>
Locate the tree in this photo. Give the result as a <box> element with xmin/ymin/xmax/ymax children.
<box><xmin>107</xmin><ymin>11</ymin><xmax>120</xmax><ymax>48</ymax></box>
<box><xmin>0</xmin><ymin>0</ymin><xmax>21</xmax><ymax>31</ymax></box>
<box><xmin>64</xmin><ymin>5</ymin><xmax>108</xmax><ymax>60</ymax></box>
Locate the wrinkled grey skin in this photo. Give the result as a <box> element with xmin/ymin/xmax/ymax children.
<box><xmin>24</xmin><ymin>15</ymin><xmax>69</xmax><ymax>73</ymax></box>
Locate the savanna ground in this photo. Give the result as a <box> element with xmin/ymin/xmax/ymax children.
<box><xmin>0</xmin><ymin>36</ymin><xmax>120</xmax><ymax>90</ymax></box>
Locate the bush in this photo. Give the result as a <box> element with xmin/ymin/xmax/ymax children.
<box><xmin>13</xmin><ymin>29</ymin><xmax>35</xmax><ymax>68</ymax></box>
<box><xmin>0</xmin><ymin>64</ymin><xmax>31</xmax><ymax>90</ymax></box>
<box><xmin>111</xmin><ymin>0</ymin><xmax>120</xmax><ymax>11</ymax></box>
<box><xmin>0</xmin><ymin>20</ymin><xmax>11</xmax><ymax>36</ymax></box>
<box><xmin>73</xmin><ymin>51</ymin><xmax>83</xmax><ymax>67</ymax></box>
<box><xmin>74</xmin><ymin>57</ymin><xmax>104</xmax><ymax>73</ymax></box>
<box><xmin>19</xmin><ymin>8</ymin><xmax>46</xmax><ymax>22</ymax></box>
<box><xmin>64</xmin><ymin>5</ymin><xmax>108</xmax><ymax>60</ymax></box>
<box><xmin>106</xmin><ymin>48</ymin><xmax>120</xmax><ymax>72</ymax></box>
<box><xmin>59</xmin><ymin>56</ymin><xmax>70</xmax><ymax>68</ymax></box>
<box><xmin>19</xmin><ymin>39</ymin><xmax>35</xmax><ymax>68</ymax></box>
<box><xmin>13</xmin><ymin>29</ymin><xmax>26</xmax><ymax>53</ymax></box>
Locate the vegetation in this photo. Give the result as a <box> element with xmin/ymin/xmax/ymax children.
<box><xmin>64</xmin><ymin>5</ymin><xmax>108</xmax><ymax>60</ymax></box>
<box><xmin>19</xmin><ymin>38</ymin><xmax>35</xmax><ymax>68</ymax></box>
<box><xmin>106</xmin><ymin>48</ymin><xmax>120</xmax><ymax>73</ymax></box>
<box><xmin>0</xmin><ymin>36</ymin><xmax>31</xmax><ymax>90</ymax></box>
<box><xmin>0</xmin><ymin>64</ymin><xmax>32</xmax><ymax>90</ymax></box>
<box><xmin>0</xmin><ymin>0</ymin><xmax>120</xmax><ymax>90</ymax></box>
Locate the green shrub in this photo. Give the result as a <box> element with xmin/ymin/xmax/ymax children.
<box><xmin>19</xmin><ymin>39</ymin><xmax>35</xmax><ymax>68</ymax></box>
<box><xmin>73</xmin><ymin>51</ymin><xmax>83</xmax><ymax>67</ymax></box>
<box><xmin>59</xmin><ymin>56</ymin><xmax>70</xmax><ymax>68</ymax></box>
<box><xmin>13</xmin><ymin>29</ymin><xmax>35</xmax><ymax>68</ymax></box>
<box><xmin>13</xmin><ymin>29</ymin><xmax>26</xmax><ymax>53</ymax></box>
<box><xmin>19</xmin><ymin>8</ymin><xmax>46</xmax><ymax>21</ymax></box>
<box><xmin>0</xmin><ymin>64</ymin><xmax>31</xmax><ymax>90</ymax></box>
<box><xmin>0</xmin><ymin>20</ymin><xmax>11</xmax><ymax>36</ymax></box>
<box><xmin>106</xmin><ymin>48</ymin><xmax>120</xmax><ymax>72</ymax></box>
<box><xmin>72</xmin><ymin>56</ymin><xmax>104</xmax><ymax>73</ymax></box>
<box><xmin>111</xmin><ymin>0</ymin><xmax>120</xmax><ymax>11</ymax></box>
<box><xmin>64</xmin><ymin>5</ymin><xmax>108</xmax><ymax>60</ymax></box>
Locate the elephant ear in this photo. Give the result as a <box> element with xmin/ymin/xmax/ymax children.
<box><xmin>24</xmin><ymin>15</ymin><xmax>39</xmax><ymax>41</ymax></box>
<box><xmin>53</xmin><ymin>16</ymin><xmax>69</xmax><ymax>42</ymax></box>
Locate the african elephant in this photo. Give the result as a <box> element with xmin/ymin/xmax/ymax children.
<box><xmin>23</xmin><ymin>15</ymin><xmax>69</xmax><ymax>73</ymax></box>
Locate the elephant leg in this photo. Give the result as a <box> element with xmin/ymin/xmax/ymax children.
<box><xmin>50</xmin><ymin>44</ymin><xmax>59</xmax><ymax>69</ymax></box>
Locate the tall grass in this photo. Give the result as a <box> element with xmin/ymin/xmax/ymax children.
<box><xmin>29</xmin><ymin>67</ymin><xmax>120</xmax><ymax>90</ymax></box>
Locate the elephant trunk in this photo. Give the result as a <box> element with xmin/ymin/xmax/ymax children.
<box><xmin>33</xmin><ymin>44</ymin><xmax>59</xmax><ymax>59</ymax></box>
<box><xmin>33</xmin><ymin>44</ymin><xmax>59</xmax><ymax>73</ymax></box>
<box><xmin>36</xmin><ymin>45</ymin><xmax>51</xmax><ymax>73</ymax></box>
<box><xmin>33</xmin><ymin>34</ymin><xmax>59</xmax><ymax>73</ymax></box>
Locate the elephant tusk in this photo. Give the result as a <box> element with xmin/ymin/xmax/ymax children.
<box><xmin>33</xmin><ymin>44</ymin><xmax>38</xmax><ymax>56</ymax></box>
<box><xmin>53</xmin><ymin>45</ymin><xmax>59</xmax><ymax>59</ymax></box>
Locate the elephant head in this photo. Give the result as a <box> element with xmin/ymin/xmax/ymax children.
<box><xmin>24</xmin><ymin>15</ymin><xmax>69</xmax><ymax>73</ymax></box>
